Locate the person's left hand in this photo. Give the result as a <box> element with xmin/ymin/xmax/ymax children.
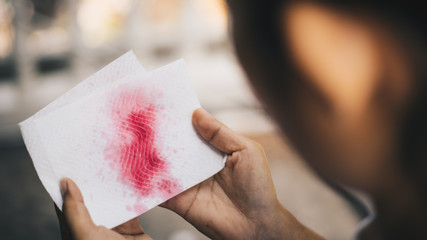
<box><xmin>55</xmin><ymin>178</ymin><xmax>152</xmax><ymax>240</ymax></box>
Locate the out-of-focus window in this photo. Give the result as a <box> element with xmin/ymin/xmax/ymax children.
<box><xmin>77</xmin><ymin>0</ymin><xmax>130</xmax><ymax>48</ymax></box>
<box><xmin>0</xmin><ymin>0</ymin><xmax>16</xmax><ymax>80</ymax></box>
<box><xmin>0</xmin><ymin>0</ymin><xmax>14</xmax><ymax>58</ymax></box>
<box><xmin>26</xmin><ymin>0</ymin><xmax>71</xmax><ymax>74</ymax></box>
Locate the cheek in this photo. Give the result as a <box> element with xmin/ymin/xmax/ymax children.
<box><xmin>287</xmin><ymin>104</ymin><xmax>393</xmax><ymax>190</ymax></box>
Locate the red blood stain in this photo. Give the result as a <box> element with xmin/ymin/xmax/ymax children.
<box><xmin>104</xmin><ymin>86</ymin><xmax>182</xmax><ymax>204</ymax></box>
<box><xmin>118</xmin><ymin>107</ymin><xmax>166</xmax><ymax>196</ymax></box>
<box><xmin>133</xmin><ymin>203</ymin><xmax>147</xmax><ymax>213</ymax></box>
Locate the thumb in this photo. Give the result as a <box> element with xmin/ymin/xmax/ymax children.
<box><xmin>192</xmin><ymin>108</ymin><xmax>246</xmax><ymax>154</ymax></box>
<box><xmin>61</xmin><ymin>178</ymin><xmax>96</xmax><ymax>239</ymax></box>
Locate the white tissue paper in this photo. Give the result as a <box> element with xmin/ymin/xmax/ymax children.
<box><xmin>19</xmin><ymin>51</ymin><xmax>226</xmax><ymax>228</ymax></box>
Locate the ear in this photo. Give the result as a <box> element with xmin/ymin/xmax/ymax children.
<box><xmin>283</xmin><ymin>2</ymin><xmax>382</xmax><ymax>120</ymax></box>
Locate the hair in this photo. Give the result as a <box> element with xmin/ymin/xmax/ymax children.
<box><xmin>227</xmin><ymin>0</ymin><xmax>427</xmax><ymax>191</ymax></box>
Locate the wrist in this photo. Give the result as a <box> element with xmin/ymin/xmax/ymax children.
<box><xmin>254</xmin><ymin>201</ymin><xmax>325</xmax><ymax>240</ymax></box>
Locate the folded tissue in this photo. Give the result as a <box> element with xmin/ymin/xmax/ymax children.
<box><xmin>19</xmin><ymin>51</ymin><xmax>226</xmax><ymax>228</ymax></box>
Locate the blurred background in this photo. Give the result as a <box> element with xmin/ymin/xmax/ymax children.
<box><xmin>0</xmin><ymin>0</ymin><xmax>366</xmax><ymax>239</ymax></box>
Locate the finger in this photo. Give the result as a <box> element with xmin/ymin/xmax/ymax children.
<box><xmin>61</xmin><ymin>178</ymin><xmax>95</xmax><ymax>238</ymax></box>
<box><xmin>112</xmin><ymin>218</ymin><xmax>144</xmax><ymax>235</ymax></box>
<box><xmin>192</xmin><ymin>108</ymin><xmax>246</xmax><ymax>153</ymax></box>
<box><xmin>55</xmin><ymin>203</ymin><xmax>74</xmax><ymax>240</ymax></box>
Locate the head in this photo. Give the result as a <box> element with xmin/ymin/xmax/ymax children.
<box><xmin>227</xmin><ymin>0</ymin><xmax>427</xmax><ymax>199</ymax></box>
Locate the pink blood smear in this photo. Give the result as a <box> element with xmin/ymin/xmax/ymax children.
<box><xmin>104</xmin><ymin>87</ymin><xmax>181</xmax><ymax>201</ymax></box>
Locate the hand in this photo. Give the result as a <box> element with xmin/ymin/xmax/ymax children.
<box><xmin>162</xmin><ymin>108</ymin><xmax>324</xmax><ymax>240</ymax></box>
<box><xmin>56</xmin><ymin>178</ymin><xmax>152</xmax><ymax>240</ymax></box>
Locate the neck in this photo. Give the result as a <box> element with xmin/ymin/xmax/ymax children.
<box><xmin>360</xmin><ymin>171</ymin><xmax>427</xmax><ymax>239</ymax></box>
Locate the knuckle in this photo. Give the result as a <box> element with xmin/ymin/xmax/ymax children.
<box><xmin>63</xmin><ymin>199</ymin><xmax>86</xmax><ymax>217</ymax></box>
<box><xmin>207</xmin><ymin>123</ymin><xmax>222</xmax><ymax>143</ymax></box>
<box><xmin>246</xmin><ymin>139</ymin><xmax>264</xmax><ymax>152</ymax></box>
<box><xmin>63</xmin><ymin>198</ymin><xmax>75</xmax><ymax>212</ymax></box>
<box><xmin>246</xmin><ymin>140</ymin><xmax>267</xmax><ymax>160</ymax></box>
<box><xmin>97</xmin><ymin>226</ymin><xmax>108</xmax><ymax>232</ymax></box>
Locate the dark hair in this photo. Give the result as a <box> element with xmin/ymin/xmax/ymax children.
<box><xmin>227</xmin><ymin>0</ymin><xmax>427</xmax><ymax>190</ymax></box>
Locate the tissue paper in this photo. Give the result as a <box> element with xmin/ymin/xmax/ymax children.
<box><xmin>33</xmin><ymin>51</ymin><xmax>145</xmax><ymax>118</ymax></box>
<box><xmin>20</xmin><ymin>52</ymin><xmax>226</xmax><ymax>228</ymax></box>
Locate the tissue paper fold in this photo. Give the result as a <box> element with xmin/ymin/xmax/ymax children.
<box><xmin>20</xmin><ymin>52</ymin><xmax>226</xmax><ymax>228</ymax></box>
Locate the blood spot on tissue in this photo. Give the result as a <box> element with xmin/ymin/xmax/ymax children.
<box><xmin>133</xmin><ymin>203</ymin><xmax>147</xmax><ymax>213</ymax></box>
<box><xmin>124</xmin><ymin>202</ymin><xmax>147</xmax><ymax>214</ymax></box>
<box><xmin>104</xmin><ymin>86</ymin><xmax>182</xmax><ymax>204</ymax></box>
<box><xmin>157</xmin><ymin>179</ymin><xmax>181</xmax><ymax>199</ymax></box>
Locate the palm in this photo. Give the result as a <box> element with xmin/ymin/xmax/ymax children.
<box><xmin>80</xmin><ymin>218</ymin><xmax>152</xmax><ymax>240</ymax></box>
<box><xmin>110</xmin><ymin>218</ymin><xmax>152</xmax><ymax>240</ymax></box>
<box><xmin>163</xmin><ymin>144</ymin><xmax>279</xmax><ymax>240</ymax></box>
<box><xmin>166</xmin><ymin>177</ymin><xmax>248</xmax><ymax>239</ymax></box>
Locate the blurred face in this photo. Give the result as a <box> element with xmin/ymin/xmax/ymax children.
<box><xmin>230</xmin><ymin>2</ymin><xmax>412</xmax><ymax>192</ymax></box>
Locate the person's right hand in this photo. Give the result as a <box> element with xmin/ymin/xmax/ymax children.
<box><xmin>162</xmin><ymin>108</ymin><xmax>323</xmax><ymax>240</ymax></box>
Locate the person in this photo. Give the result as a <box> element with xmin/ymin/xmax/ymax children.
<box><xmin>56</xmin><ymin>0</ymin><xmax>427</xmax><ymax>239</ymax></box>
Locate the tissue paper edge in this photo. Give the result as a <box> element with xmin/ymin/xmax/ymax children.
<box><xmin>38</xmin><ymin>50</ymin><xmax>144</xmax><ymax>119</ymax></box>
<box><xmin>19</xmin><ymin>121</ymin><xmax>64</xmax><ymax>209</ymax></box>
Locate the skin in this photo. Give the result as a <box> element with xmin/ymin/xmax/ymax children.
<box><xmin>59</xmin><ymin>109</ymin><xmax>323</xmax><ymax>240</ymax></box>
<box><xmin>57</xmin><ymin>178</ymin><xmax>152</xmax><ymax>240</ymax></box>
<box><xmin>281</xmin><ymin>2</ymin><xmax>410</xmax><ymax>193</ymax></box>
<box><xmin>58</xmin><ymin>1</ymin><xmax>427</xmax><ymax>239</ymax></box>
<box><xmin>280</xmin><ymin>3</ymin><xmax>427</xmax><ymax>238</ymax></box>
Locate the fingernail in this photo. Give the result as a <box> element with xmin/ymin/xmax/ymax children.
<box><xmin>60</xmin><ymin>179</ymin><xmax>68</xmax><ymax>199</ymax></box>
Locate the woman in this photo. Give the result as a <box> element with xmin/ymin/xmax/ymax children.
<box><xmin>58</xmin><ymin>1</ymin><xmax>427</xmax><ymax>239</ymax></box>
